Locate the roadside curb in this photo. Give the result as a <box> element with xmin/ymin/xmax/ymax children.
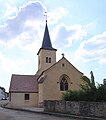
<box><xmin>2</xmin><ymin>106</ymin><xmax>105</xmax><ymax>120</ymax></box>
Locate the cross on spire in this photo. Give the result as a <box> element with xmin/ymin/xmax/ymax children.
<box><xmin>44</xmin><ymin>11</ymin><xmax>47</xmax><ymax>23</ymax></box>
<box><xmin>62</xmin><ymin>53</ymin><xmax>65</xmax><ymax>58</ymax></box>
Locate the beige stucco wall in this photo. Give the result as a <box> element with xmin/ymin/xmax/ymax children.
<box><xmin>39</xmin><ymin>58</ymin><xmax>84</xmax><ymax>103</ymax></box>
<box><xmin>37</xmin><ymin>49</ymin><xmax>56</xmax><ymax>75</ymax></box>
<box><xmin>9</xmin><ymin>92</ymin><xmax>38</xmax><ymax>107</ymax></box>
<box><xmin>38</xmin><ymin>84</ymin><xmax>43</xmax><ymax>104</ymax></box>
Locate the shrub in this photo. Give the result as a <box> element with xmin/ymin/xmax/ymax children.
<box><xmin>62</xmin><ymin>71</ymin><xmax>106</xmax><ymax>102</ymax></box>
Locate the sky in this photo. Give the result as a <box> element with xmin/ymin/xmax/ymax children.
<box><xmin>0</xmin><ymin>0</ymin><xmax>106</xmax><ymax>91</ymax></box>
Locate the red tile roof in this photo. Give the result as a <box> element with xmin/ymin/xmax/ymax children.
<box><xmin>9</xmin><ymin>74</ymin><xmax>39</xmax><ymax>93</ymax></box>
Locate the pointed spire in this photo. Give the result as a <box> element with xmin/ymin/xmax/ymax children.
<box><xmin>41</xmin><ymin>21</ymin><xmax>53</xmax><ymax>49</ymax></box>
<box><xmin>37</xmin><ymin>16</ymin><xmax>57</xmax><ymax>55</ymax></box>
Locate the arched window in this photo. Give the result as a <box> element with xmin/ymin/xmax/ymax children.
<box><xmin>60</xmin><ymin>77</ymin><xmax>68</xmax><ymax>91</ymax></box>
<box><xmin>46</xmin><ymin>57</ymin><xmax>51</xmax><ymax>63</ymax></box>
<box><xmin>46</xmin><ymin>57</ymin><xmax>48</xmax><ymax>63</ymax></box>
<box><xmin>49</xmin><ymin>58</ymin><xmax>51</xmax><ymax>63</ymax></box>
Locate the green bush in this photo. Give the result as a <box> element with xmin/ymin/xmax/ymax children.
<box><xmin>62</xmin><ymin>71</ymin><xmax>106</xmax><ymax>102</ymax></box>
<box><xmin>62</xmin><ymin>85</ymin><xmax>106</xmax><ymax>102</ymax></box>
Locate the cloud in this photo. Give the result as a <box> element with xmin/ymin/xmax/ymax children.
<box><xmin>3</xmin><ymin>3</ymin><xmax>18</xmax><ymax>19</ymax></box>
<box><xmin>0</xmin><ymin>51</ymin><xmax>29</xmax><ymax>73</ymax></box>
<box><xmin>0</xmin><ymin>1</ymin><xmax>46</xmax><ymax>41</ymax></box>
<box><xmin>75</xmin><ymin>31</ymin><xmax>106</xmax><ymax>63</ymax></box>
<box><xmin>48</xmin><ymin>7</ymin><xmax>69</xmax><ymax>25</ymax></box>
<box><xmin>0</xmin><ymin>1</ymin><xmax>72</xmax><ymax>53</ymax></box>
<box><xmin>7</xmin><ymin>31</ymin><xmax>41</xmax><ymax>53</ymax></box>
<box><xmin>0</xmin><ymin>51</ymin><xmax>4</xmax><ymax>61</ymax></box>
<box><xmin>0</xmin><ymin>1</ymin><xmax>48</xmax><ymax>53</ymax></box>
<box><xmin>52</xmin><ymin>23</ymin><xmax>87</xmax><ymax>48</ymax></box>
<box><xmin>85</xmin><ymin>22</ymin><xmax>96</xmax><ymax>33</ymax></box>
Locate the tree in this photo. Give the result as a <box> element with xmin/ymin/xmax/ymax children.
<box><xmin>90</xmin><ymin>71</ymin><xmax>96</xmax><ymax>89</ymax></box>
<box><xmin>0</xmin><ymin>87</ymin><xmax>5</xmax><ymax>92</ymax></box>
<box><xmin>81</xmin><ymin>71</ymin><xmax>96</xmax><ymax>90</ymax></box>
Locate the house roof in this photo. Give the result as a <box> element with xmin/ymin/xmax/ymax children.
<box><xmin>9</xmin><ymin>74</ymin><xmax>38</xmax><ymax>93</ymax></box>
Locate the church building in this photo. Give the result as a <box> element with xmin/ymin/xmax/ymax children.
<box><xmin>9</xmin><ymin>20</ymin><xmax>84</xmax><ymax>107</ymax></box>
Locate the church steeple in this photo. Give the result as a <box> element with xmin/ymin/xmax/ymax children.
<box><xmin>37</xmin><ymin>20</ymin><xmax>56</xmax><ymax>54</ymax></box>
<box><xmin>41</xmin><ymin>21</ymin><xmax>52</xmax><ymax>49</ymax></box>
<box><xmin>41</xmin><ymin>21</ymin><xmax>56</xmax><ymax>50</ymax></box>
<box><xmin>37</xmin><ymin>20</ymin><xmax>57</xmax><ymax>75</ymax></box>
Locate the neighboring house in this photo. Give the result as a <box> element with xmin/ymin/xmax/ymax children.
<box><xmin>0</xmin><ymin>87</ymin><xmax>6</xmax><ymax>100</ymax></box>
<box><xmin>9</xmin><ymin>21</ymin><xmax>85</xmax><ymax>107</ymax></box>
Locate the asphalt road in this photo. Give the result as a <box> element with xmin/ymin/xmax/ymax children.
<box><xmin>0</xmin><ymin>107</ymin><xmax>80</xmax><ymax>120</ymax></box>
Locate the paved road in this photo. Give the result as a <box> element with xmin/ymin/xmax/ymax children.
<box><xmin>0</xmin><ymin>107</ymin><xmax>80</xmax><ymax>120</ymax></box>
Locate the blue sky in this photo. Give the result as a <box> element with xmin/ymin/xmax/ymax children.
<box><xmin>0</xmin><ymin>0</ymin><xmax>106</xmax><ymax>91</ymax></box>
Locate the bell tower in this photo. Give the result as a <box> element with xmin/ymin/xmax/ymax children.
<box><xmin>37</xmin><ymin>20</ymin><xmax>57</xmax><ymax>75</ymax></box>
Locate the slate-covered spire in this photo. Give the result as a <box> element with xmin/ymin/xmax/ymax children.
<box><xmin>37</xmin><ymin>20</ymin><xmax>57</xmax><ymax>55</ymax></box>
<box><xmin>41</xmin><ymin>21</ymin><xmax>54</xmax><ymax>50</ymax></box>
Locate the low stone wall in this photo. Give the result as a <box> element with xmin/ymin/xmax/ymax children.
<box><xmin>0</xmin><ymin>100</ymin><xmax>9</xmax><ymax>107</ymax></box>
<box><xmin>44</xmin><ymin>100</ymin><xmax>106</xmax><ymax>118</ymax></box>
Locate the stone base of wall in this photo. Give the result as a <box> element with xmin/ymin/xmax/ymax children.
<box><xmin>44</xmin><ymin>100</ymin><xmax>106</xmax><ymax>118</ymax></box>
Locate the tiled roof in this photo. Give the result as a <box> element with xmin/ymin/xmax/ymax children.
<box><xmin>9</xmin><ymin>74</ymin><xmax>39</xmax><ymax>93</ymax></box>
